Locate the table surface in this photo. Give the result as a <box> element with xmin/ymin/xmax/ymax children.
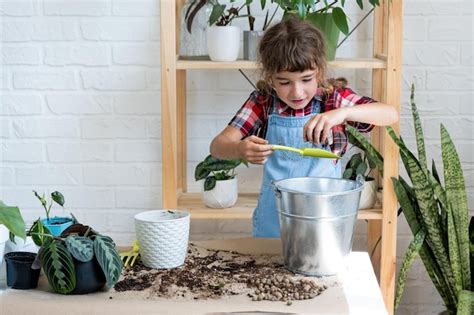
<box><xmin>0</xmin><ymin>238</ymin><xmax>388</xmax><ymax>315</ymax></box>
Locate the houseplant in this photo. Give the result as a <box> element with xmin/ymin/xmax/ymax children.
<box><xmin>194</xmin><ymin>154</ymin><xmax>247</xmax><ymax>208</ymax></box>
<box><xmin>33</xmin><ymin>190</ymin><xmax>74</xmax><ymax>236</ymax></box>
<box><xmin>179</xmin><ymin>0</ymin><xmax>214</xmax><ymax>59</ymax></box>
<box><xmin>31</xmin><ymin>221</ymin><xmax>123</xmax><ymax>294</ymax></box>
<box><xmin>244</xmin><ymin>1</ymin><xmax>279</xmax><ymax>60</ymax></box>
<box><xmin>274</xmin><ymin>0</ymin><xmax>382</xmax><ymax>60</ymax></box>
<box><xmin>391</xmin><ymin>85</ymin><xmax>473</xmax><ymax>314</ymax></box>
<box><xmin>0</xmin><ymin>201</ymin><xmax>26</xmax><ymax>266</ymax></box>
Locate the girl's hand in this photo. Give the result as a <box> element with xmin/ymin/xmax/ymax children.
<box><xmin>303</xmin><ymin>109</ymin><xmax>347</xmax><ymax>145</ymax></box>
<box><xmin>237</xmin><ymin>136</ymin><xmax>273</xmax><ymax>165</ymax></box>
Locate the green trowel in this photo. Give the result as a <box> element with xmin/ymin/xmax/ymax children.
<box><xmin>272</xmin><ymin>144</ymin><xmax>340</xmax><ymax>159</ymax></box>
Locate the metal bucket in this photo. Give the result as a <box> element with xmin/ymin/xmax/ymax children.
<box><xmin>273</xmin><ymin>176</ymin><xmax>364</xmax><ymax>276</ymax></box>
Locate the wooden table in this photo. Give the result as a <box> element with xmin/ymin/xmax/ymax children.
<box><xmin>0</xmin><ymin>238</ymin><xmax>387</xmax><ymax>315</ymax></box>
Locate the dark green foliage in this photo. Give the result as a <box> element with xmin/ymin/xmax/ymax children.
<box><xmin>194</xmin><ymin>154</ymin><xmax>246</xmax><ymax>191</ymax></box>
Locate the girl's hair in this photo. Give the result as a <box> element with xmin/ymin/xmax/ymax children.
<box><xmin>257</xmin><ymin>17</ymin><xmax>327</xmax><ymax>94</ymax></box>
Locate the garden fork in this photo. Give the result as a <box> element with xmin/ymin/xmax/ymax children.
<box><xmin>119</xmin><ymin>240</ymin><xmax>140</xmax><ymax>267</ymax></box>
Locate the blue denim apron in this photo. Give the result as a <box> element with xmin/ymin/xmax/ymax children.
<box><xmin>252</xmin><ymin>96</ymin><xmax>341</xmax><ymax>238</ymax></box>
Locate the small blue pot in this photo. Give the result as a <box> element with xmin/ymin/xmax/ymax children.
<box><xmin>41</xmin><ymin>217</ymin><xmax>74</xmax><ymax>236</ymax></box>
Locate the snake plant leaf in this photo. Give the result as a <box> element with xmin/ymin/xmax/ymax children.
<box><xmin>65</xmin><ymin>235</ymin><xmax>94</xmax><ymax>263</ymax></box>
<box><xmin>441</xmin><ymin>124</ymin><xmax>470</xmax><ymax>290</ymax></box>
<box><xmin>446</xmin><ymin>203</ymin><xmax>463</xmax><ymax>295</ymax></box>
<box><xmin>346</xmin><ymin>125</ymin><xmax>384</xmax><ymax>177</ymax></box>
<box><xmin>399</xmin><ymin>148</ymin><xmax>456</xmax><ymax>293</ymax></box>
<box><xmin>457</xmin><ymin>290</ymin><xmax>474</xmax><ymax>315</ymax></box>
<box><xmin>392</xmin><ymin>177</ymin><xmax>455</xmax><ymax>308</ymax></box>
<box><xmin>409</xmin><ymin>83</ymin><xmax>428</xmax><ymax>175</ymax></box>
<box><xmin>51</xmin><ymin>191</ymin><xmax>65</xmax><ymax>207</ymax></box>
<box><xmin>395</xmin><ymin>229</ymin><xmax>426</xmax><ymax>309</ymax></box>
<box><xmin>0</xmin><ymin>201</ymin><xmax>26</xmax><ymax>240</ymax></box>
<box><xmin>204</xmin><ymin>176</ymin><xmax>217</xmax><ymax>191</ymax></box>
<box><xmin>93</xmin><ymin>235</ymin><xmax>123</xmax><ymax>288</ymax></box>
<box><xmin>39</xmin><ymin>238</ymin><xmax>76</xmax><ymax>294</ymax></box>
<box><xmin>194</xmin><ymin>161</ymin><xmax>211</xmax><ymax>181</ymax></box>
<box><xmin>431</xmin><ymin>159</ymin><xmax>441</xmax><ymax>184</ymax></box>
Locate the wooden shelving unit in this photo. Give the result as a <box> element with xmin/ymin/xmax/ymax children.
<box><xmin>160</xmin><ymin>1</ymin><xmax>402</xmax><ymax>314</ymax></box>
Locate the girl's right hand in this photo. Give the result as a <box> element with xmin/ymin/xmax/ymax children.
<box><xmin>238</xmin><ymin>136</ymin><xmax>273</xmax><ymax>165</ymax></box>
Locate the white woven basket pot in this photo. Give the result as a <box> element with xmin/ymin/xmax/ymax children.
<box><xmin>134</xmin><ymin>210</ymin><xmax>190</xmax><ymax>269</ymax></box>
<box><xmin>358</xmin><ymin>179</ymin><xmax>377</xmax><ymax>209</ymax></box>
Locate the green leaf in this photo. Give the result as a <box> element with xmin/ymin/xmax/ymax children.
<box><xmin>395</xmin><ymin>229</ymin><xmax>426</xmax><ymax>309</ymax></box>
<box><xmin>342</xmin><ymin>168</ymin><xmax>353</xmax><ymax>179</ymax></box>
<box><xmin>209</xmin><ymin>4</ymin><xmax>226</xmax><ymax>26</ymax></box>
<box><xmin>446</xmin><ymin>202</ymin><xmax>463</xmax><ymax>295</ymax></box>
<box><xmin>441</xmin><ymin>124</ymin><xmax>470</xmax><ymax>290</ymax></box>
<box><xmin>29</xmin><ymin>218</ymin><xmax>52</xmax><ymax>246</ymax></box>
<box><xmin>355</xmin><ymin>162</ymin><xmax>368</xmax><ymax>177</ymax></box>
<box><xmin>349</xmin><ymin>153</ymin><xmax>363</xmax><ymax>168</ymax></box>
<box><xmin>457</xmin><ymin>290</ymin><xmax>474</xmax><ymax>315</ymax></box>
<box><xmin>194</xmin><ymin>161</ymin><xmax>211</xmax><ymax>181</ymax></box>
<box><xmin>65</xmin><ymin>235</ymin><xmax>94</xmax><ymax>263</ymax></box>
<box><xmin>93</xmin><ymin>235</ymin><xmax>123</xmax><ymax>288</ymax></box>
<box><xmin>204</xmin><ymin>176</ymin><xmax>217</xmax><ymax>191</ymax></box>
<box><xmin>410</xmin><ymin>84</ymin><xmax>428</xmax><ymax>175</ymax></box>
<box><xmin>432</xmin><ymin>159</ymin><xmax>441</xmax><ymax>184</ymax></box>
<box><xmin>202</xmin><ymin>155</ymin><xmax>241</xmax><ymax>171</ymax></box>
<box><xmin>346</xmin><ymin>126</ymin><xmax>384</xmax><ymax>177</ymax></box>
<box><xmin>39</xmin><ymin>238</ymin><xmax>76</xmax><ymax>294</ymax></box>
<box><xmin>51</xmin><ymin>191</ymin><xmax>65</xmax><ymax>207</ymax></box>
<box><xmin>331</xmin><ymin>7</ymin><xmax>349</xmax><ymax>35</ymax></box>
<box><xmin>356</xmin><ymin>0</ymin><xmax>363</xmax><ymax>10</ymax></box>
<box><xmin>0</xmin><ymin>201</ymin><xmax>26</xmax><ymax>240</ymax></box>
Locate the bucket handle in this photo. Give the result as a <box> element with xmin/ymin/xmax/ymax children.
<box><xmin>356</xmin><ymin>174</ymin><xmax>365</xmax><ymax>189</ymax></box>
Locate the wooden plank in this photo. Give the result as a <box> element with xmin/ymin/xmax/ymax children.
<box><xmin>368</xmin><ymin>220</ymin><xmax>382</xmax><ymax>282</ymax></box>
<box><xmin>160</xmin><ymin>0</ymin><xmax>178</xmax><ymax>208</ymax></box>
<box><xmin>379</xmin><ymin>0</ymin><xmax>403</xmax><ymax>313</ymax></box>
<box><xmin>176</xmin><ymin>58</ymin><xmax>387</xmax><ymax>70</ymax></box>
<box><xmin>178</xmin><ymin>193</ymin><xmax>383</xmax><ymax>220</ymax></box>
<box><xmin>177</xmin><ymin>70</ymin><xmax>187</xmax><ymax>192</ymax></box>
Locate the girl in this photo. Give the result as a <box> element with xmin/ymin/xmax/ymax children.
<box><xmin>210</xmin><ymin>18</ymin><xmax>398</xmax><ymax>238</ymax></box>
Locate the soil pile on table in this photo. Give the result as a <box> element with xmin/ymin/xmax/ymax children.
<box><xmin>114</xmin><ymin>243</ymin><xmax>330</xmax><ymax>302</ymax></box>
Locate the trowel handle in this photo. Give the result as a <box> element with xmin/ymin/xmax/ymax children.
<box><xmin>272</xmin><ymin>145</ymin><xmax>302</xmax><ymax>154</ymax></box>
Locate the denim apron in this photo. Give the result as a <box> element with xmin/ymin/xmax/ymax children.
<box><xmin>252</xmin><ymin>96</ymin><xmax>341</xmax><ymax>238</ymax></box>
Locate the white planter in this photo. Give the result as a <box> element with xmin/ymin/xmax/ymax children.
<box><xmin>134</xmin><ymin>210</ymin><xmax>190</xmax><ymax>269</ymax></box>
<box><xmin>359</xmin><ymin>179</ymin><xmax>378</xmax><ymax>209</ymax></box>
<box><xmin>201</xmin><ymin>177</ymin><xmax>238</xmax><ymax>209</ymax></box>
<box><xmin>5</xmin><ymin>236</ymin><xmax>39</xmax><ymax>254</ymax></box>
<box><xmin>207</xmin><ymin>26</ymin><xmax>240</xmax><ymax>62</ymax></box>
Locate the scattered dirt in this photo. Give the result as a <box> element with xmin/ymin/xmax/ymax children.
<box><xmin>114</xmin><ymin>243</ymin><xmax>333</xmax><ymax>303</ymax></box>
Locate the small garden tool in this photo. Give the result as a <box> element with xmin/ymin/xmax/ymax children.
<box><xmin>272</xmin><ymin>145</ymin><xmax>340</xmax><ymax>159</ymax></box>
<box><xmin>120</xmin><ymin>240</ymin><xmax>140</xmax><ymax>267</ymax></box>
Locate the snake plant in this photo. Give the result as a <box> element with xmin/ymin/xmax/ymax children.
<box><xmin>391</xmin><ymin>84</ymin><xmax>473</xmax><ymax>314</ymax></box>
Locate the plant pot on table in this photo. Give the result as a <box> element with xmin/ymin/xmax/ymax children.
<box><xmin>4</xmin><ymin>251</ymin><xmax>40</xmax><ymax>289</ymax></box>
<box><xmin>41</xmin><ymin>216</ymin><xmax>74</xmax><ymax>236</ymax></box>
<box><xmin>200</xmin><ymin>177</ymin><xmax>238</xmax><ymax>209</ymax></box>
<box><xmin>358</xmin><ymin>178</ymin><xmax>378</xmax><ymax>210</ymax></box>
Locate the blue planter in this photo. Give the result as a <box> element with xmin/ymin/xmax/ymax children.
<box><xmin>41</xmin><ymin>217</ymin><xmax>73</xmax><ymax>236</ymax></box>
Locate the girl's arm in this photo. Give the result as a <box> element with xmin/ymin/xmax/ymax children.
<box><xmin>210</xmin><ymin>126</ymin><xmax>273</xmax><ymax>165</ymax></box>
<box><xmin>304</xmin><ymin>102</ymin><xmax>398</xmax><ymax>145</ymax></box>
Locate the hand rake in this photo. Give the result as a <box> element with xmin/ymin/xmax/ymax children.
<box><xmin>119</xmin><ymin>240</ymin><xmax>140</xmax><ymax>267</ymax></box>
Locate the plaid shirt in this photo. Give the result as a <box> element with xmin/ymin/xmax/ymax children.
<box><xmin>229</xmin><ymin>87</ymin><xmax>375</xmax><ymax>156</ymax></box>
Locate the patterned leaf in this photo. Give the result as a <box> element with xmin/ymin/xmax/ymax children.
<box><xmin>346</xmin><ymin>125</ymin><xmax>384</xmax><ymax>177</ymax></box>
<box><xmin>93</xmin><ymin>235</ymin><xmax>123</xmax><ymax>288</ymax></box>
<box><xmin>441</xmin><ymin>124</ymin><xmax>470</xmax><ymax>290</ymax></box>
<box><xmin>395</xmin><ymin>229</ymin><xmax>426</xmax><ymax>309</ymax></box>
<box><xmin>204</xmin><ymin>176</ymin><xmax>217</xmax><ymax>191</ymax></box>
<box><xmin>65</xmin><ymin>235</ymin><xmax>94</xmax><ymax>262</ymax></box>
<box><xmin>446</xmin><ymin>203</ymin><xmax>462</xmax><ymax>295</ymax></box>
<box><xmin>457</xmin><ymin>290</ymin><xmax>474</xmax><ymax>315</ymax></box>
<box><xmin>409</xmin><ymin>84</ymin><xmax>428</xmax><ymax>175</ymax></box>
<box><xmin>29</xmin><ymin>218</ymin><xmax>52</xmax><ymax>247</ymax></box>
<box><xmin>39</xmin><ymin>238</ymin><xmax>76</xmax><ymax>294</ymax></box>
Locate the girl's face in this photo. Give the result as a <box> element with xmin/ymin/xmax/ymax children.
<box><xmin>271</xmin><ymin>69</ymin><xmax>318</xmax><ymax>110</ymax></box>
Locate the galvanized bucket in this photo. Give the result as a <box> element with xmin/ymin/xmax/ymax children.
<box><xmin>273</xmin><ymin>176</ymin><xmax>364</xmax><ymax>276</ymax></box>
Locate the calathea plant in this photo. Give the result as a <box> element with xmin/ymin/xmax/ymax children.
<box><xmin>31</xmin><ymin>221</ymin><xmax>123</xmax><ymax>294</ymax></box>
<box><xmin>391</xmin><ymin>85</ymin><xmax>473</xmax><ymax>314</ymax></box>
<box><xmin>195</xmin><ymin>154</ymin><xmax>247</xmax><ymax>191</ymax></box>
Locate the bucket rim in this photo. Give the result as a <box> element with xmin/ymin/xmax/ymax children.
<box><xmin>273</xmin><ymin>176</ymin><xmax>364</xmax><ymax>196</ymax></box>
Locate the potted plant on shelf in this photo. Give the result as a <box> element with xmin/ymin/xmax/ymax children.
<box><xmin>391</xmin><ymin>85</ymin><xmax>473</xmax><ymax>314</ymax></box>
<box><xmin>30</xmin><ymin>221</ymin><xmax>123</xmax><ymax>294</ymax></box>
<box><xmin>33</xmin><ymin>190</ymin><xmax>74</xmax><ymax>236</ymax></box>
<box><xmin>274</xmin><ymin>0</ymin><xmax>382</xmax><ymax>60</ymax></box>
<box><xmin>194</xmin><ymin>154</ymin><xmax>247</xmax><ymax>208</ymax></box>
<box><xmin>243</xmin><ymin>1</ymin><xmax>279</xmax><ymax>60</ymax></box>
<box><xmin>207</xmin><ymin>0</ymin><xmax>250</xmax><ymax>61</ymax></box>
<box><xmin>0</xmin><ymin>201</ymin><xmax>26</xmax><ymax>261</ymax></box>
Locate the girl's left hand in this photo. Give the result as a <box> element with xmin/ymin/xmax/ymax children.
<box><xmin>303</xmin><ymin>108</ymin><xmax>347</xmax><ymax>145</ymax></box>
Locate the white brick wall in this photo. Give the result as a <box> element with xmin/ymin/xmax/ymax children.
<box><xmin>0</xmin><ymin>0</ymin><xmax>472</xmax><ymax>313</ymax></box>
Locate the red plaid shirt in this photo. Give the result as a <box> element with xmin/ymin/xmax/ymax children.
<box><xmin>229</xmin><ymin>87</ymin><xmax>375</xmax><ymax>156</ymax></box>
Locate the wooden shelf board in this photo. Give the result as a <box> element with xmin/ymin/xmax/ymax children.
<box><xmin>178</xmin><ymin>192</ymin><xmax>382</xmax><ymax>220</ymax></box>
<box><xmin>176</xmin><ymin>57</ymin><xmax>387</xmax><ymax>70</ymax></box>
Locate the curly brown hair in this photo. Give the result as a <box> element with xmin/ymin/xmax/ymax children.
<box><xmin>257</xmin><ymin>17</ymin><xmax>327</xmax><ymax>94</ymax></box>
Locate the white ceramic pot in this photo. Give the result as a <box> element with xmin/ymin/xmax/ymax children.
<box><xmin>359</xmin><ymin>179</ymin><xmax>377</xmax><ymax>209</ymax></box>
<box><xmin>134</xmin><ymin>210</ymin><xmax>190</xmax><ymax>269</ymax></box>
<box><xmin>5</xmin><ymin>236</ymin><xmax>39</xmax><ymax>254</ymax></box>
<box><xmin>207</xmin><ymin>25</ymin><xmax>240</xmax><ymax>62</ymax></box>
<box><xmin>201</xmin><ymin>177</ymin><xmax>238</xmax><ymax>209</ymax></box>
